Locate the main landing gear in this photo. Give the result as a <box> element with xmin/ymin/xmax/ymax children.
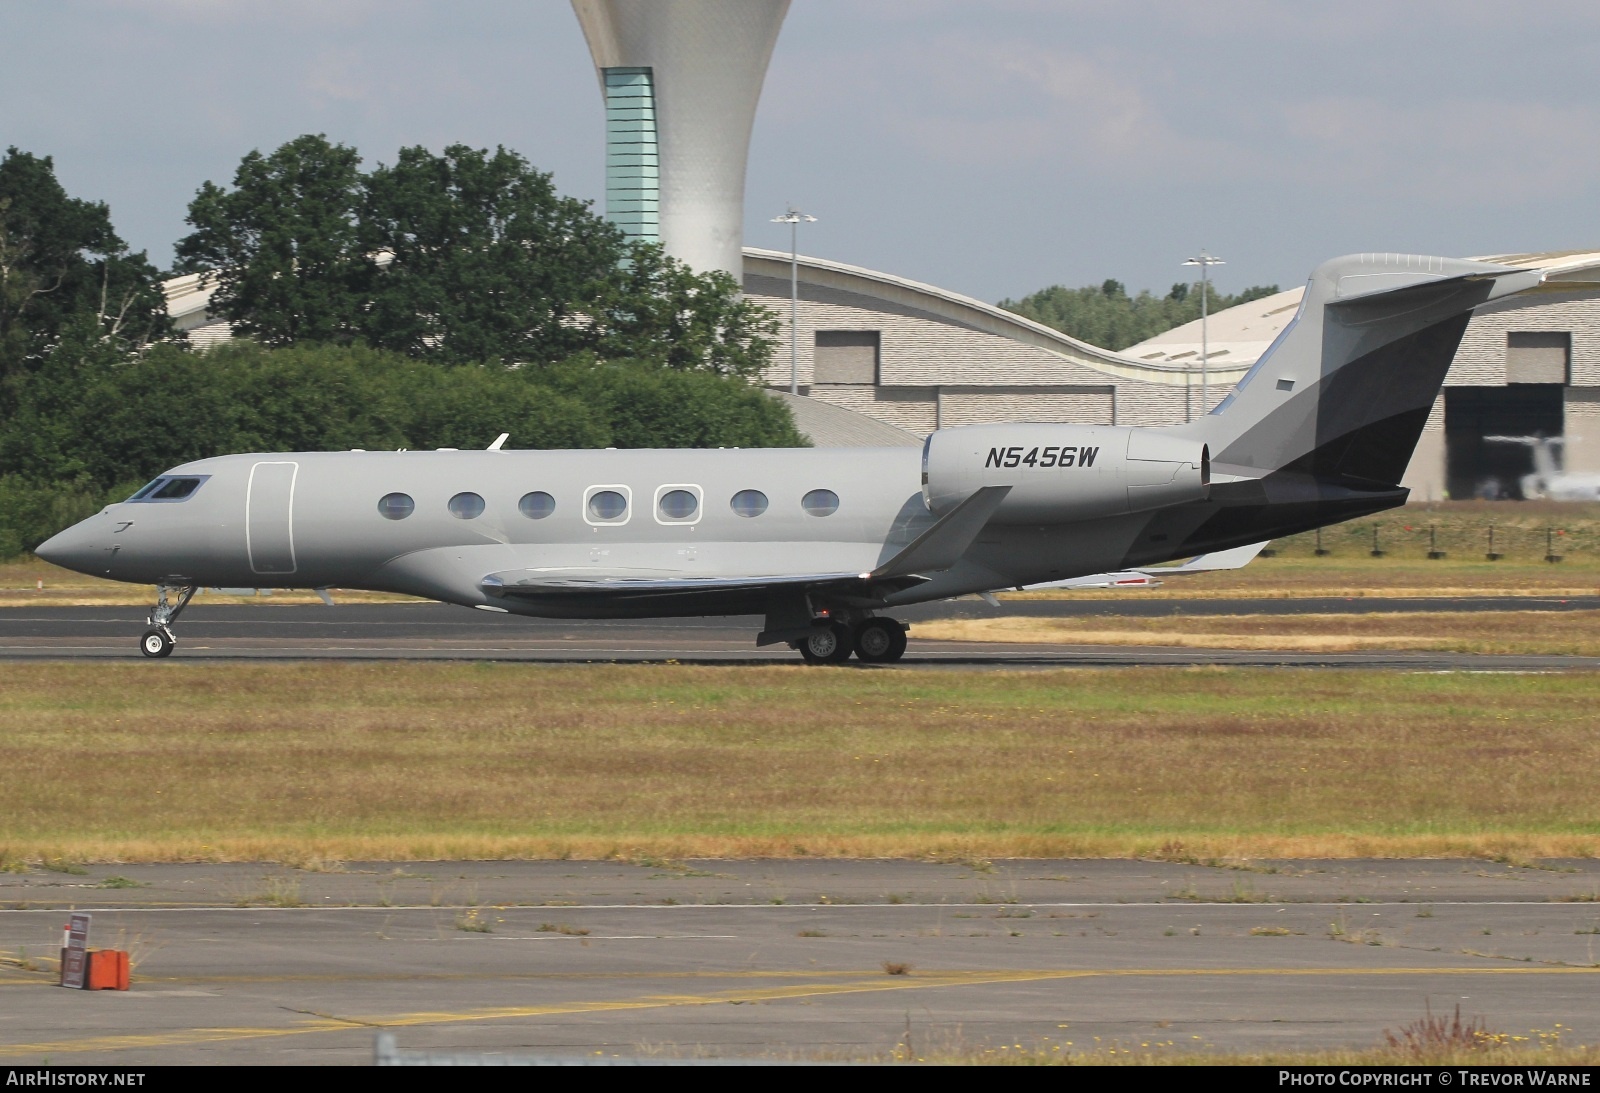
<box><xmin>140</xmin><ymin>583</ymin><xmax>195</xmax><ymax>659</ymax></box>
<box><xmin>794</xmin><ymin>617</ymin><xmax>908</xmax><ymax>665</ymax></box>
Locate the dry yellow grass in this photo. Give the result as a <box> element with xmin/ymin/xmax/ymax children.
<box><xmin>915</xmin><ymin>609</ymin><xmax>1600</xmax><ymax>655</ymax></box>
<box><xmin>1</xmin><ymin>663</ymin><xmax>1598</xmax><ymax>863</ymax></box>
<box><xmin>924</xmin><ymin>1043</ymin><xmax>1599</xmax><ymax>1066</ymax></box>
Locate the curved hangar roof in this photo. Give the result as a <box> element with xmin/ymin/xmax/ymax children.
<box><xmin>742</xmin><ymin>247</ymin><xmax>1250</xmax><ymax>389</ymax></box>
<box><xmin>1124</xmin><ymin>249</ymin><xmax>1600</xmax><ymax>368</ymax></box>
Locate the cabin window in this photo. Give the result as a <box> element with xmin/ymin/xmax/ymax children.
<box><xmin>128</xmin><ymin>475</ymin><xmax>210</xmax><ymax>503</ymax></box>
<box><xmin>802</xmin><ymin>489</ymin><xmax>839</xmax><ymax>517</ymax></box>
<box><xmin>448</xmin><ymin>492</ymin><xmax>485</xmax><ymax>520</ymax></box>
<box><xmin>518</xmin><ymin>491</ymin><xmax>556</xmax><ymax>519</ymax></box>
<box><xmin>730</xmin><ymin>489</ymin><xmax>768</xmax><ymax>518</ymax></box>
<box><xmin>657</xmin><ymin>489</ymin><xmax>699</xmax><ymax>521</ymax></box>
<box><xmin>588</xmin><ymin>490</ymin><xmax>628</xmax><ymax>521</ymax></box>
<box><xmin>377</xmin><ymin>493</ymin><xmax>414</xmax><ymax>520</ymax></box>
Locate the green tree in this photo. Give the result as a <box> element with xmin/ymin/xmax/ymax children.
<box><xmin>543</xmin><ymin>357</ymin><xmax>805</xmax><ymax>448</ymax></box>
<box><xmin>0</xmin><ymin>337</ymin><xmax>805</xmax><ymax>556</ymax></box>
<box><xmin>174</xmin><ymin>134</ymin><xmax>368</xmax><ymax>346</ymax></box>
<box><xmin>595</xmin><ymin>243</ymin><xmax>778</xmax><ymax>380</ymax></box>
<box><xmin>175</xmin><ymin>136</ymin><xmax>779</xmax><ymax>376</ymax></box>
<box><xmin>1000</xmin><ymin>279</ymin><xmax>1280</xmax><ymax>351</ymax></box>
<box><xmin>359</xmin><ymin>144</ymin><xmax>625</xmax><ymax>365</ymax></box>
<box><xmin>0</xmin><ymin>148</ymin><xmax>167</xmax><ymax>378</ymax></box>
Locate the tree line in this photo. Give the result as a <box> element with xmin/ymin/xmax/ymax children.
<box><xmin>1000</xmin><ymin>278</ymin><xmax>1281</xmax><ymax>352</ymax></box>
<box><xmin>0</xmin><ymin>137</ymin><xmax>795</xmax><ymax>557</ymax></box>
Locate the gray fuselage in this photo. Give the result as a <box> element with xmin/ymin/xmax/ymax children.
<box><xmin>41</xmin><ymin>446</ymin><xmax>1170</xmax><ymax>618</ymax></box>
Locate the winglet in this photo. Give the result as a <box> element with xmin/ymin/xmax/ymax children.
<box><xmin>487</xmin><ymin>433</ymin><xmax>510</xmax><ymax>451</ymax></box>
<box><xmin>872</xmin><ymin>485</ymin><xmax>1010</xmax><ymax>579</ymax></box>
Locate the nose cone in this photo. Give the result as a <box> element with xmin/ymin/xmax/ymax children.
<box><xmin>35</xmin><ymin>520</ymin><xmax>105</xmax><ymax>576</ymax></box>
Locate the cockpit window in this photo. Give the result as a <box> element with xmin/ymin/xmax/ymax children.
<box><xmin>151</xmin><ymin>477</ymin><xmax>202</xmax><ymax>500</ymax></box>
<box><xmin>128</xmin><ymin>476</ymin><xmax>209</xmax><ymax>503</ymax></box>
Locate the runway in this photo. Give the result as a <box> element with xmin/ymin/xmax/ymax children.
<box><xmin>2</xmin><ymin>859</ymin><xmax>1598</xmax><ymax>1064</ymax></box>
<box><xmin>3</xmin><ymin>601</ymin><xmax>1599</xmax><ymax>670</ymax></box>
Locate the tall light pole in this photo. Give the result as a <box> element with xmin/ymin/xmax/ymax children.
<box><xmin>771</xmin><ymin>206</ymin><xmax>816</xmax><ymax>395</ymax></box>
<box><xmin>1183</xmin><ymin>252</ymin><xmax>1225</xmax><ymax>416</ymax></box>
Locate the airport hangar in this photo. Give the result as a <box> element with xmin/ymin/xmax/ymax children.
<box><xmin>165</xmin><ymin>0</ymin><xmax>1600</xmax><ymax>503</ymax></box>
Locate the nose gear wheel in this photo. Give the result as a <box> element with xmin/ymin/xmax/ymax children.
<box><xmin>139</xmin><ymin>583</ymin><xmax>195</xmax><ymax>658</ymax></box>
<box><xmin>140</xmin><ymin>628</ymin><xmax>175</xmax><ymax>658</ymax></box>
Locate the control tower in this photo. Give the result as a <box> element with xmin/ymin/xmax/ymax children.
<box><xmin>572</xmin><ymin>0</ymin><xmax>790</xmax><ymax>280</ymax></box>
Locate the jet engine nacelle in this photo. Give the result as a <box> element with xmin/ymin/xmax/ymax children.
<box><xmin>922</xmin><ymin>424</ymin><xmax>1209</xmax><ymax>524</ymax></box>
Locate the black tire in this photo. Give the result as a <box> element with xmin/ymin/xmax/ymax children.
<box><xmin>854</xmin><ymin>619</ymin><xmax>903</xmax><ymax>663</ymax></box>
<box><xmin>797</xmin><ymin>622</ymin><xmax>853</xmax><ymax>664</ymax></box>
<box><xmin>885</xmin><ymin>623</ymin><xmax>908</xmax><ymax>661</ymax></box>
<box><xmin>140</xmin><ymin>628</ymin><xmax>174</xmax><ymax>658</ymax></box>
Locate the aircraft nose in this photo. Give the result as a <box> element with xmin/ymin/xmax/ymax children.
<box><xmin>35</xmin><ymin>520</ymin><xmax>105</xmax><ymax>575</ymax></box>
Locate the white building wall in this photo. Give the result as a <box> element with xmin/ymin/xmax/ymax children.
<box><xmin>1565</xmin><ymin>388</ymin><xmax>1600</xmax><ymax>474</ymax></box>
<box><xmin>1450</xmin><ymin>292</ymin><xmax>1600</xmax><ymax>385</ymax></box>
<box><xmin>746</xmin><ymin>270</ymin><xmax>1600</xmax><ymax>501</ymax></box>
<box><xmin>743</xmin><ymin>273</ymin><xmax>1201</xmax><ymax>434</ymax></box>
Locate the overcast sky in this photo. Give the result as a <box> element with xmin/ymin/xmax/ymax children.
<box><xmin>6</xmin><ymin>1</ymin><xmax>1600</xmax><ymax>303</ymax></box>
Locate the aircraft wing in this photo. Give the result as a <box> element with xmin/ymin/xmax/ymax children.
<box><xmin>482</xmin><ymin>569</ymin><xmax>928</xmax><ymax>603</ymax></box>
<box><xmin>481</xmin><ymin>484</ymin><xmax>1013</xmax><ymax>607</ymax></box>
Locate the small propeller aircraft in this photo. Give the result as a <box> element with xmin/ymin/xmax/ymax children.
<box><xmin>37</xmin><ymin>251</ymin><xmax>1600</xmax><ymax>660</ymax></box>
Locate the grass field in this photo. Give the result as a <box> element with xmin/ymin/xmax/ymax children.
<box><xmin>914</xmin><ymin>608</ymin><xmax>1600</xmax><ymax>655</ymax></box>
<box><xmin>3</xmin><ymin>663</ymin><xmax>1599</xmax><ymax>863</ymax></box>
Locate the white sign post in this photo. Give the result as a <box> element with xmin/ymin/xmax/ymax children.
<box><xmin>61</xmin><ymin>912</ymin><xmax>90</xmax><ymax>989</ymax></box>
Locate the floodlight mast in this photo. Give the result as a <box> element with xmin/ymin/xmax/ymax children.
<box><xmin>1183</xmin><ymin>252</ymin><xmax>1225</xmax><ymax>418</ymax></box>
<box><xmin>772</xmin><ymin>206</ymin><xmax>817</xmax><ymax>395</ymax></box>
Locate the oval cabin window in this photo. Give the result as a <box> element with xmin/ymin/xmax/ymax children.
<box><xmin>588</xmin><ymin>490</ymin><xmax>628</xmax><ymax>521</ymax></box>
<box><xmin>377</xmin><ymin>493</ymin><xmax>415</xmax><ymax>520</ymax></box>
<box><xmin>801</xmin><ymin>489</ymin><xmax>839</xmax><ymax>517</ymax></box>
<box><xmin>448</xmin><ymin>492</ymin><xmax>485</xmax><ymax>520</ymax></box>
<box><xmin>658</xmin><ymin>489</ymin><xmax>698</xmax><ymax>520</ymax></box>
<box><xmin>730</xmin><ymin>489</ymin><xmax>768</xmax><ymax>518</ymax></box>
<box><xmin>518</xmin><ymin>491</ymin><xmax>555</xmax><ymax>519</ymax></box>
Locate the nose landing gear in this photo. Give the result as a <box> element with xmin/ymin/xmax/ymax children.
<box><xmin>140</xmin><ymin>583</ymin><xmax>195</xmax><ymax>659</ymax></box>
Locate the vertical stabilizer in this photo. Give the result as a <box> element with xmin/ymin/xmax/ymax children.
<box><xmin>1187</xmin><ymin>254</ymin><xmax>1543</xmax><ymax>489</ymax></box>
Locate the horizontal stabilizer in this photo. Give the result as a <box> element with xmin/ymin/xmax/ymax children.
<box><xmin>1155</xmin><ymin>540</ymin><xmax>1268</xmax><ymax>573</ymax></box>
<box><xmin>1324</xmin><ymin>264</ymin><xmax>1534</xmax><ymax>324</ymax></box>
<box><xmin>1539</xmin><ymin>259</ymin><xmax>1600</xmax><ymax>286</ymax></box>
<box><xmin>1020</xmin><ymin>540</ymin><xmax>1266</xmax><ymax>591</ymax></box>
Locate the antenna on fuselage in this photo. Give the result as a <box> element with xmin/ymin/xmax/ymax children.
<box><xmin>487</xmin><ymin>433</ymin><xmax>509</xmax><ymax>451</ymax></box>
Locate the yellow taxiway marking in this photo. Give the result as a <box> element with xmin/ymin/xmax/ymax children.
<box><xmin>0</xmin><ymin>968</ymin><xmax>895</xmax><ymax>990</ymax></box>
<box><xmin>3</xmin><ymin>965</ymin><xmax>1599</xmax><ymax>1057</ymax></box>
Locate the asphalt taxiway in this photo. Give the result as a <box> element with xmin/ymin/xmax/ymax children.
<box><xmin>2</xmin><ymin>859</ymin><xmax>1598</xmax><ymax>1064</ymax></box>
<box><xmin>2</xmin><ymin>601</ymin><xmax>1599</xmax><ymax>670</ymax></box>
